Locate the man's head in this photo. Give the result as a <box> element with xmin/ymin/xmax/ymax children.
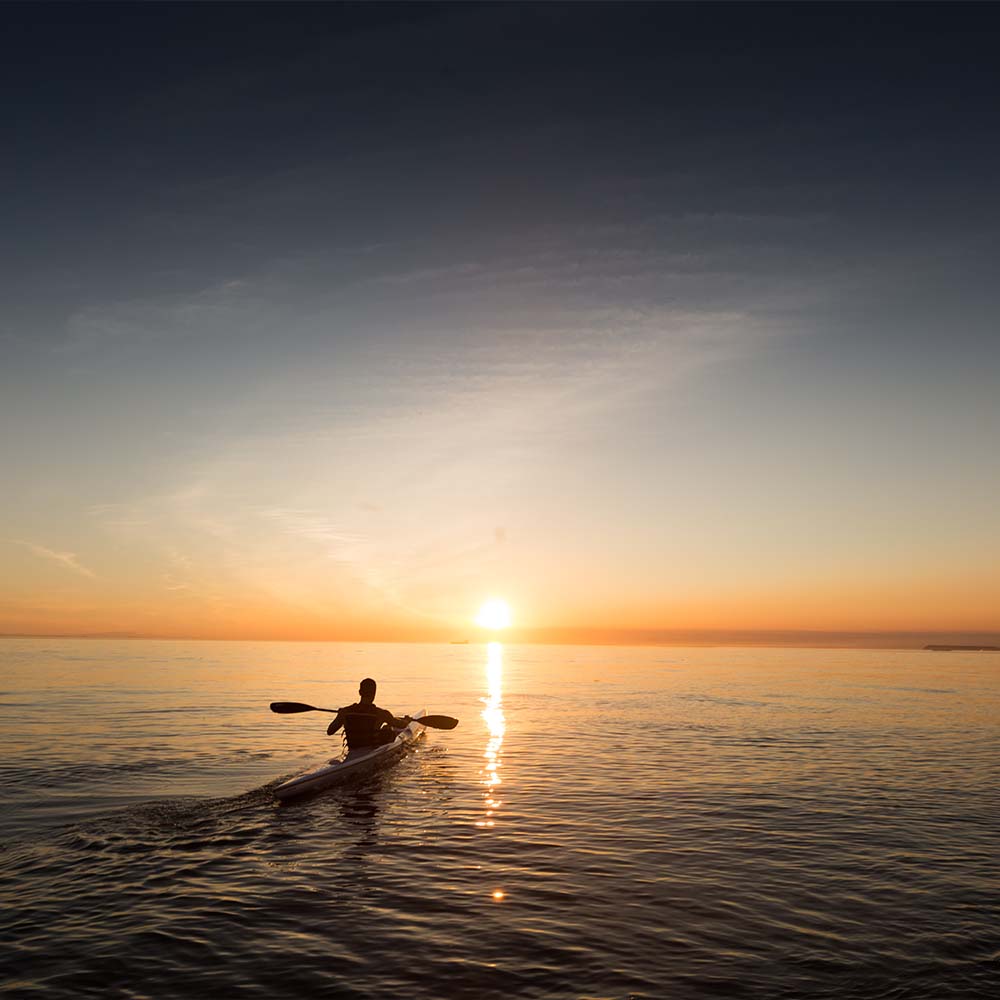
<box><xmin>358</xmin><ymin>677</ymin><xmax>377</xmax><ymax>703</ymax></box>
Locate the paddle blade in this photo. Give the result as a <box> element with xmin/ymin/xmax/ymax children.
<box><xmin>270</xmin><ymin>701</ymin><xmax>319</xmax><ymax>714</ymax></box>
<box><xmin>415</xmin><ymin>714</ymin><xmax>459</xmax><ymax>730</ymax></box>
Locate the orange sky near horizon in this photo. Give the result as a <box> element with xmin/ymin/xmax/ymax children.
<box><xmin>3</xmin><ymin>534</ymin><xmax>998</xmax><ymax>643</ymax></box>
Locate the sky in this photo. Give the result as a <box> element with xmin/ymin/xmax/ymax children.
<box><xmin>2</xmin><ymin>3</ymin><xmax>999</xmax><ymax>643</ymax></box>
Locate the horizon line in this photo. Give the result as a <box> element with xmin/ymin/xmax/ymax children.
<box><xmin>2</xmin><ymin>627</ymin><xmax>999</xmax><ymax>650</ymax></box>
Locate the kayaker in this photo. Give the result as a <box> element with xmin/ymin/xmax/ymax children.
<box><xmin>327</xmin><ymin>678</ymin><xmax>411</xmax><ymax>750</ymax></box>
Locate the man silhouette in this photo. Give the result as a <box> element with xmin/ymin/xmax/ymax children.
<box><xmin>327</xmin><ymin>678</ymin><xmax>411</xmax><ymax>751</ymax></box>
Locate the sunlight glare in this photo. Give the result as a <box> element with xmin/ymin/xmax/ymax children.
<box><xmin>476</xmin><ymin>599</ymin><xmax>511</xmax><ymax>630</ymax></box>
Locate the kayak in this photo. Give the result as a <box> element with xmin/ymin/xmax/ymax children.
<box><xmin>274</xmin><ymin>708</ymin><xmax>426</xmax><ymax>801</ymax></box>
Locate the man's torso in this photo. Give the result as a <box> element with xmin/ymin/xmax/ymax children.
<box><xmin>339</xmin><ymin>702</ymin><xmax>394</xmax><ymax>750</ymax></box>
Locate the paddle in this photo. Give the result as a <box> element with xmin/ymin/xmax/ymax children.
<box><xmin>269</xmin><ymin>702</ymin><xmax>458</xmax><ymax>730</ymax></box>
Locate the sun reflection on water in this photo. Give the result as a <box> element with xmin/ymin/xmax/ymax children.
<box><xmin>477</xmin><ymin>640</ymin><xmax>505</xmax><ymax>832</ymax></box>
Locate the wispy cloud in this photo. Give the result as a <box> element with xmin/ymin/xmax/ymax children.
<box><xmin>13</xmin><ymin>541</ymin><xmax>97</xmax><ymax>579</ymax></box>
<box><xmin>58</xmin><ymin>277</ymin><xmax>266</xmax><ymax>355</ymax></box>
<box><xmin>256</xmin><ymin>507</ymin><xmax>362</xmax><ymax>549</ymax></box>
<box><xmin>87</xmin><ymin>503</ymin><xmax>151</xmax><ymax>531</ymax></box>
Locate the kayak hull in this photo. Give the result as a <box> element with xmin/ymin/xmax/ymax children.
<box><xmin>274</xmin><ymin>708</ymin><xmax>425</xmax><ymax>801</ymax></box>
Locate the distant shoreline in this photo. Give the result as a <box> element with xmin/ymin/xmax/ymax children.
<box><xmin>924</xmin><ymin>644</ymin><xmax>1000</xmax><ymax>652</ymax></box>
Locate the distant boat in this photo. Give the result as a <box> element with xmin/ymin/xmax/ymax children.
<box><xmin>450</xmin><ymin>639</ymin><xmax>469</xmax><ymax>644</ymax></box>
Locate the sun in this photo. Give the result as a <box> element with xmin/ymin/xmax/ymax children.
<box><xmin>476</xmin><ymin>598</ymin><xmax>511</xmax><ymax>630</ymax></box>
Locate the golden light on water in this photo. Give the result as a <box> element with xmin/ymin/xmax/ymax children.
<box><xmin>475</xmin><ymin>598</ymin><xmax>511</xmax><ymax>630</ymax></box>
<box><xmin>476</xmin><ymin>640</ymin><xmax>506</xmax><ymax>833</ymax></box>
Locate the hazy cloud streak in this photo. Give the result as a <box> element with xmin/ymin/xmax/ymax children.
<box><xmin>13</xmin><ymin>541</ymin><xmax>97</xmax><ymax>580</ymax></box>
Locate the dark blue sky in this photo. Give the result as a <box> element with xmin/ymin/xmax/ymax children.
<box><xmin>6</xmin><ymin>3</ymin><xmax>998</xmax><ymax>316</ymax></box>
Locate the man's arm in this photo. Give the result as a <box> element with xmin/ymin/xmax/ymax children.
<box><xmin>381</xmin><ymin>707</ymin><xmax>411</xmax><ymax>728</ymax></box>
<box><xmin>327</xmin><ymin>710</ymin><xmax>344</xmax><ymax>736</ymax></box>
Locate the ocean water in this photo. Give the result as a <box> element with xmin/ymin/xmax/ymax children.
<box><xmin>1</xmin><ymin>638</ymin><xmax>997</xmax><ymax>1000</ymax></box>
